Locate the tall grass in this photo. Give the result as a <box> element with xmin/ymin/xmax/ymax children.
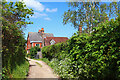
<box><xmin>11</xmin><ymin>60</ymin><xmax>29</xmax><ymax>78</ymax></box>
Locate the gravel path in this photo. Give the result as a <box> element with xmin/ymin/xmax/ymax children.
<box><xmin>27</xmin><ymin>58</ymin><xmax>59</xmax><ymax>79</ymax></box>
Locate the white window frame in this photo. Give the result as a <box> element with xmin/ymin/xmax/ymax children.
<box><xmin>30</xmin><ymin>41</ymin><xmax>42</xmax><ymax>43</ymax></box>
<box><xmin>50</xmin><ymin>39</ymin><xmax>55</xmax><ymax>45</ymax></box>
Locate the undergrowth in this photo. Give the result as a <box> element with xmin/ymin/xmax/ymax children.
<box><xmin>11</xmin><ymin>60</ymin><xmax>29</xmax><ymax>78</ymax></box>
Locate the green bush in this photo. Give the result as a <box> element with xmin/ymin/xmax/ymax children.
<box><xmin>30</xmin><ymin>46</ymin><xmax>41</xmax><ymax>59</ymax></box>
<box><xmin>41</xmin><ymin>58</ymin><xmax>50</xmax><ymax>64</ymax></box>
<box><xmin>42</xmin><ymin>17</ymin><xmax>120</xmax><ymax>79</ymax></box>
<box><xmin>49</xmin><ymin>58</ymin><xmax>74</xmax><ymax>78</ymax></box>
<box><xmin>42</xmin><ymin>42</ymin><xmax>68</xmax><ymax>60</ymax></box>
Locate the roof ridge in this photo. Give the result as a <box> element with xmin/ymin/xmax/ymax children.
<box><xmin>46</xmin><ymin>37</ymin><xmax>68</xmax><ymax>38</ymax></box>
<box><xmin>28</xmin><ymin>32</ymin><xmax>38</xmax><ymax>33</ymax></box>
<box><xmin>45</xmin><ymin>33</ymin><xmax>53</xmax><ymax>34</ymax></box>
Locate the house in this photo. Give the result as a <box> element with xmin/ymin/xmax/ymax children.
<box><xmin>44</xmin><ymin>37</ymin><xmax>68</xmax><ymax>46</ymax></box>
<box><xmin>26</xmin><ymin>28</ymin><xmax>68</xmax><ymax>53</ymax></box>
<box><xmin>26</xmin><ymin>28</ymin><xmax>54</xmax><ymax>53</ymax></box>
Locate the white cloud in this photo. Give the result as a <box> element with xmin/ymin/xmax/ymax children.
<box><xmin>46</xmin><ymin>8</ymin><xmax>57</xmax><ymax>12</ymax></box>
<box><xmin>44</xmin><ymin>17</ymin><xmax>51</xmax><ymax>21</ymax></box>
<box><xmin>30</xmin><ymin>12</ymin><xmax>47</xmax><ymax>18</ymax></box>
<box><xmin>19</xmin><ymin>0</ymin><xmax>44</xmax><ymax>12</ymax></box>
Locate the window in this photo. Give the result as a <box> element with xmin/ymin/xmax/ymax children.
<box><xmin>50</xmin><ymin>39</ymin><xmax>55</xmax><ymax>45</ymax></box>
<box><xmin>36</xmin><ymin>44</ymin><xmax>39</xmax><ymax>47</ymax></box>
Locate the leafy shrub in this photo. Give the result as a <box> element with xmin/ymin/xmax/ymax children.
<box><xmin>48</xmin><ymin>58</ymin><xmax>59</xmax><ymax>71</ymax></box>
<box><xmin>41</xmin><ymin>58</ymin><xmax>50</xmax><ymax>64</ymax></box>
<box><xmin>54</xmin><ymin>58</ymin><xmax>74</xmax><ymax>78</ymax></box>
<box><xmin>29</xmin><ymin>46</ymin><xmax>41</xmax><ymax>59</ymax></box>
<box><xmin>42</xmin><ymin>42</ymin><xmax>68</xmax><ymax>60</ymax></box>
<box><xmin>42</xmin><ymin>17</ymin><xmax>120</xmax><ymax>79</ymax></box>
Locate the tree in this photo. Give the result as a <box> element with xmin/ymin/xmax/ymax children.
<box><xmin>2</xmin><ymin>1</ymin><xmax>33</xmax><ymax>27</ymax></box>
<box><xmin>63</xmin><ymin>1</ymin><xmax>119</xmax><ymax>33</ymax></box>
<box><xmin>2</xmin><ymin>0</ymin><xmax>34</xmax><ymax>78</ymax></box>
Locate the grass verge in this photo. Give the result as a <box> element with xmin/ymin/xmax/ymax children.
<box><xmin>33</xmin><ymin>58</ymin><xmax>50</xmax><ymax>64</ymax></box>
<box><xmin>11</xmin><ymin>60</ymin><xmax>29</xmax><ymax>78</ymax></box>
<box><xmin>35</xmin><ymin>62</ymin><xmax>42</xmax><ymax>67</ymax></box>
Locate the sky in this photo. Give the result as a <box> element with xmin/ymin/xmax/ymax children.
<box><xmin>6</xmin><ymin>0</ymin><xmax>79</xmax><ymax>40</ymax></box>
<box><xmin>6</xmin><ymin>0</ymin><xmax>120</xmax><ymax>40</ymax></box>
<box><xmin>22</xmin><ymin>1</ymin><xmax>78</xmax><ymax>40</ymax></box>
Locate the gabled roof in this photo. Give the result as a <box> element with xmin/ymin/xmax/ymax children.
<box><xmin>43</xmin><ymin>33</ymin><xmax>54</xmax><ymax>37</ymax></box>
<box><xmin>28</xmin><ymin>32</ymin><xmax>42</xmax><ymax>42</ymax></box>
<box><xmin>28</xmin><ymin>32</ymin><xmax>54</xmax><ymax>43</ymax></box>
<box><xmin>44</xmin><ymin>37</ymin><xmax>68</xmax><ymax>46</ymax></box>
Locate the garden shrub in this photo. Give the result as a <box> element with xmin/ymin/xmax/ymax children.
<box><xmin>53</xmin><ymin>57</ymin><xmax>73</xmax><ymax>78</ymax></box>
<box><xmin>41</xmin><ymin>58</ymin><xmax>50</xmax><ymax>64</ymax></box>
<box><xmin>42</xmin><ymin>42</ymin><xmax>68</xmax><ymax>60</ymax></box>
<box><xmin>42</xmin><ymin>17</ymin><xmax>120</xmax><ymax>79</ymax></box>
<box><xmin>29</xmin><ymin>46</ymin><xmax>41</xmax><ymax>59</ymax></box>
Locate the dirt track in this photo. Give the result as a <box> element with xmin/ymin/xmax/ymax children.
<box><xmin>27</xmin><ymin>58</ymin><xmax>59</xmax><ymax>79</ymax></box>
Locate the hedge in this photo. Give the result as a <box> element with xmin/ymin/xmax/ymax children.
<box><xmin>42</xmin><ymin>42</ymin><xmax>69</xmax><ymax>61</ymax></box>
<box><xmin>42</xmin><ymin>17</ymin><xmax>120</xmax><ymax>79</ymax></box>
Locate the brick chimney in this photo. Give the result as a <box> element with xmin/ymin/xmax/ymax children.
<box><xmin>79</xmin><ymin>25</ymin><xmax>82</xmax><ymax>35</ymax></box>
<box><xmin>41</xmin><ymin>28</ymin><xmax>44</xmax><ymax>33</ymax></box>
<box><xmin>38</xmin><ymin>30</ymin><xmax>41</xmax><ymax>33</ymax></box>
<box><xmin>41</xmin><ymin>28</ymin><xmax>44</xmax><ymax>48</ymax></box>
<box><xmin>38</xmin><ymin>28</ymin><xmax>44</xmax><ymax>33</ymax></box>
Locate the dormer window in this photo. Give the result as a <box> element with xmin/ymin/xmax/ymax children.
<box><xmin>50</xmin><ymin>39</ymin><xmax>55</xmax><ymax>45</ymax></box>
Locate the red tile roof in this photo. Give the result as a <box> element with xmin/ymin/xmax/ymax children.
<box><xmin>44</xmin><ymin>37</ymin><xmax>68</xmax><ymax>46</ymax></box>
